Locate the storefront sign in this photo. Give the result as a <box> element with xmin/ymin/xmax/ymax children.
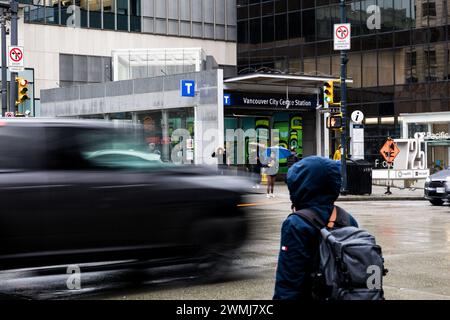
<box><xmin>373</xmin><ymin>169</ymin><xmax>430</xmax><ymax>180</ymax></box>
<box><xmin>224</xmin><ymin>92</ymin><xmax>316</xmax><ymax>110</ymax></box>
<box><xmin>418</xmin><ymin>132</ymin><xmax>450</xmax><ymax>140</ymax></box>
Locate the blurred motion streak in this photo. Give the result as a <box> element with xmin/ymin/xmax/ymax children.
<box><xmin>0</xmin><ymin>119</ymin><xmax>253</xmax><ymax>285</ymax></box>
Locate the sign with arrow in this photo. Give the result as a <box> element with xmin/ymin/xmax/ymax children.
<box><xmin>8</xmin><ymin>46</ymin><xmax>24</xmax><ymax>72</ymax></box>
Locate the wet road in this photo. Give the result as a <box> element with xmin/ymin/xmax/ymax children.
<box><xmin>1</xmin><ymin>196</ymin><xmax>450</xmax><ymax>300</ymax></box>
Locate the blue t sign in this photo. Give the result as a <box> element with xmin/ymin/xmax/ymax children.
<box><xmin>224</xmin><ymin>94</ymin><xmax>231</xmax><ymax>106</ymax></box>
<box><xmin>181</xmin><ymin>80</ymin><xmax>195</xmax><ymax>97</ymax></box>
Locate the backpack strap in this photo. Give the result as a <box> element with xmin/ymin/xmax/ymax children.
<box><xmin>290</xmin><ymin>206</ymin><xmax>352</xmax><ymax>230</ymax></box>
<box><xmin>290</xmin><ymin>208</ymin><xmax>326</xmax><ymax>231</ymax></box>
<box><xmin>333</xmin><ymin>206</ymin><xmax>352</xmax><ymax>228</ymax></box>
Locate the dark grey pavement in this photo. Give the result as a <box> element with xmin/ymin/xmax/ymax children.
<box><xmin>0</xmin><ymin>192</ymin><xmax>448</xmax><ymax>300</ymax></box>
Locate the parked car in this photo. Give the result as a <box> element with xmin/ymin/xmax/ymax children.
<box><xmin>424</xmin><ymin>170</ymin><xmax>450</xmax><ymax>205</ymax></box>
<box><xmin>0</xmin><ymin>119</ymin><xmax>250</xmax><ymax>272</ymax></box>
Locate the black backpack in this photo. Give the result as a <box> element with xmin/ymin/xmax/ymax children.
<box><xmin>291</xmin><ymin>206</ymin><xmax>388</xmax><ymax>300</ymax></box>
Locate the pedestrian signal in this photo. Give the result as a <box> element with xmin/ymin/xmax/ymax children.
<box><xmin>327</xmin><ymin>115</ymin><xmax>343</xmax><ymax>130</ymax></box>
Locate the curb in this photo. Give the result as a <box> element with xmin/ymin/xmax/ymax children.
<box><xmin>337</xmin><ymin>196</ymin><xmax>425</xmax><ymax>202</ymax></box>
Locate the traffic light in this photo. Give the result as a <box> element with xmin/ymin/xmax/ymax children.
<box><xmin>326</xmin><ymin>114</ymin><xmax>343</xmax><ymax>130</ymax></box>
<box><xmin>16</xmin><ymin>77</ymin><xmax>30</xmax><ymax>106</ymax></box>
<box><xmin>324</xmin><ymin>81</ymin><xmax>334</xmax><ymax>105</ymax></box>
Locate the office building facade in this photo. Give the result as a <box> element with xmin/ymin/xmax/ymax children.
<box><xmin>7</xmin><ymin>1</ymin><xmax>236</xmax><ymax>114</ymax></box>
<box><xmin>237</xmin><ymin>0</ymin><xmax>450</xmax><ymax>168</ymax></box>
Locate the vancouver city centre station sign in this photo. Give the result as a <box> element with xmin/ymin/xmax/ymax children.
<box><xmin>224</xmin><ymin>93</ymin><xmax>317</xmax><ymax>110</ymax></box>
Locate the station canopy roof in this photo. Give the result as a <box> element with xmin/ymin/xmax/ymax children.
<box><xmin>224</xmin><ymin>72</ymin><xmax>353</xmax><ymax>94</ymax></box>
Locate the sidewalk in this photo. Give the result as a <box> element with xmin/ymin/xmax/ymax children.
<box><xmin>264</xmin><ymin>183</ymin><xmax>426</xmax><ymax>201</ymax></box>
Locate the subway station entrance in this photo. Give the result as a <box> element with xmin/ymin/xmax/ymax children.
<box><xmin>223</xmin><ymin>73</ymin><xmax>341</xmax><ymax>174</ymax></box>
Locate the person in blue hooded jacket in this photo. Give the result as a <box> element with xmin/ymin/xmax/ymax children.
<box><xmin>273</xmin><ymin>156</ymin><xmax>358</xmax><ymax>300</ymax></box>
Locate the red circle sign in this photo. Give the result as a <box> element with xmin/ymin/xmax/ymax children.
<box><xmin>336</xmin><ymin>26</ymin><xmax>349</xmax><ymax>40</ymax></box>
<box><xmin>9</xmin><ymin>48</ymin><xmax>23</xmax><ymax>62</ymax></box>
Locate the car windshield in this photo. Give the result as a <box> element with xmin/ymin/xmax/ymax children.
<box><xmin>77</xmin><ymin>127</ymin><xmax>176</xmax><ymax>170</ymax></box>
<box><xmin>85</xmin><ymin>151</ymin><xmax>163</xmax><ymax>169</ymax></box>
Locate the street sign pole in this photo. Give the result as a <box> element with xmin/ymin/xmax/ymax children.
<box><xmin>9</xmin><ymin>0</ymin><xmax>18</xmax><ymax>114</ymax></box>
<box><xmin>1</xmin><ymin>7</ymin><xmax>7</xmax><ymax>115</ymax></box>
<box><xmin>385</xmin><ymin>163</ymin><xmax>392</xmax><ymax>195</ymax></box>
<box><xmin>340</xmin><ymin>0</ymin><xmax>349</xmax><ymax>194</ymax></box>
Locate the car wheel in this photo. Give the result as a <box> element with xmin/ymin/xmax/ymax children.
<box><xmin>430</xmin><ymin>199</ymin><xmax>444</xmax><ymax>206</ymax></box>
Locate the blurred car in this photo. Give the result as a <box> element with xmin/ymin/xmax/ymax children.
<box><xmin>85</xmin><ymin>149</ymin><xmax>163</xmax><ymax>168</ymax></box>
<box><xmin>0</xmin><ymin>119</ymin><xmax>250</xmax><ymax>273</ymax></box>
<box><xmin>424</xmin><ymin>170</ymin><xmax>450</xmax><ymax>205</ymax></box>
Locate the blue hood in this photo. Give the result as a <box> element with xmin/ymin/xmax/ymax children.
<box><xmin>286</xmin><ymin>156</ymin><xmax>342</xmax><ymax>221</ymax></box>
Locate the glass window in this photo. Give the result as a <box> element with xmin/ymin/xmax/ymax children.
<box><xmin>302</xmin><ymin>9</ymin><xmax>315</xmax><ymax>42</ymax></box>
<box><xmin>262</xmin><ymin>16</ymin><xmax>274</xmax><ymax>43</ymax></box>
<box><xmin>130</xmin><ymin>0</ymin><xmax>141</xmax><ymax>31</ymax></box>
<box><xmin>362</xmin><ymin>52</ymin><xmax>378</xmax><ymax>87</ymax></box>
<box><xmin>379</xmin><ymin>50</ymin><xmax>394</xmax><ymax>86</ymax></box>
<box><xmin>394</xmin><ymin>0</ymin><xmax>413</xmax><ymax>30</ymax></box>
<box><xmin>88</xmin><ymin>0</ymin><xmax>101</xmax><ymax>28</ymax></box>
<box><xmin>288</xmin><ymin>11</ymin><xmax>301</xmax><ymax>40</ymax></box>
<box><xmin>348</xmin><ymin>52</ymin><xmax>362</xmax><ymax>88</ymax></box>
<box><xmin>249</xmin><ymin>18</ymin><xmax>261</xmax><ymax>45</ymax></box>
<box><xmin>379</xmin><ymin>0</ymin><xmax>394</xmax><ymax>32</ymax></box>
<box><xmin>103</xmin><ymin>0</ymin><xmax>115</xmax><ymax>30</ymax></box>
<box><xmin>275</xmin><ymin>14</ymin><xmax>287</xmax><ymax>41</ymax></box>
<box><xmin>45</xmin><ymin>0</ymin><xmax>59</xmax><ymax>25</ymax></box>
<box><xmin>117</xmin><ymin>0</ymin><xmax>129</xmax><ymax>31</ymax></box>
<box><xmin>316</xmin><ymin>6</ymin><xmax>331</xmax><ymax>41</ymax></box>
<box><xmin>422</xmin><ymin>2</ymin><xmax>436</xmax><ymax>17</ymax></box>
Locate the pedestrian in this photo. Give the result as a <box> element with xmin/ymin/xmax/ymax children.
<box><xmin>273</xmin><ymin>156</ymin><xmax>359</xmax><ymax>300</ymax></box>
<box><xmin>266</xmin><ymin>151</ymin><xmax>279</xmax><ymax>198</ymax></box>
<box><xmin>333</xmin><ymin>145</ymin><xmax>342</xmax><ymax>161</ymax></box>
<box><xmin>212</xmin><ymin>147</ymin><xmax>228</xmax><ymax>174</ymax></box>
<box><xmin>286</xmin><ymin>147</ymin><xmax>299</xmax><ymax>168</ymax></box>
<box><xmin>249</xmin><ymin>147</ymin><xmax>263</xmax><ymax>189</ymax></box>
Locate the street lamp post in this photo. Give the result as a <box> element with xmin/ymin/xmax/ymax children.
<box><xmin>340</xmin><ymin>0</ymin><xmax>349</xmax><ymax>194</ymax></box>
